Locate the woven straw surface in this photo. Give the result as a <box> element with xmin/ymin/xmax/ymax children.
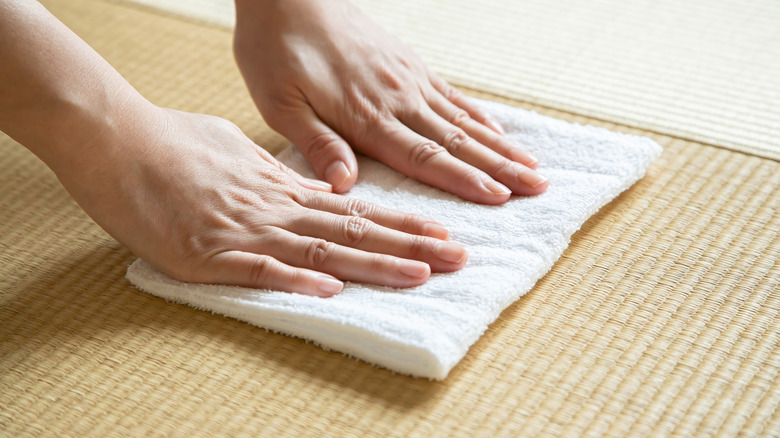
<box><xmin>2</xmin><ymin>1</ymin><xmax>779</xmax><ymax>436</ymax></box>
<box><xmin>119</xmin><ymin>0</ymin><xmax>780</xmax><ymax>162</ymax></box>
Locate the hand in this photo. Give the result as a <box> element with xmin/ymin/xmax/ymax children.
<box><xmin>1</xmin><ymin>0</ymin><xmax>467</xmax><ymax>297</ymax></box>
<box><xmin>57</xmin><ymin>107</ymin><xmax>467</xmax><ymax>297</ymax></box>
<box><xmin>233</xmin><ymin>0</ymin><xmax>549</xmax><ymax>205</ymax></box>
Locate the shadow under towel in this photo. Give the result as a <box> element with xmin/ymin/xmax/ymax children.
<box><xmin>126</xmin><ymin>99</ymin><xmax>662</xmax><ymax>379</ymax></box>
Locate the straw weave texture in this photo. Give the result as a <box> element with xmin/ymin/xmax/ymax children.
<box><xmin>120</xmin><ymin>0</ymin><xmax>780</xmax><ymax>162</ymax></box>
<box><xmin>2</xmin><ymin>1</ymin><xmax>779</xmax><ymax>436</ymax></box>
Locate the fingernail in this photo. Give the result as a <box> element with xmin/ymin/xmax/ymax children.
<box><xmin>526</xmin><ymin>153</ymin><xmax>539</xmax><ymax>167</ymax></box>
<box><xmin>325</xmin><ymin>161</ymin><xmax>351</xmax><ymax>189</ymax></box>
<box><xmin>308</xmin><ymin>178</ymin><xmax>333</xmax><ymax>191</ymax></box>
<box><xmin>518</xmin><ymin>169</ymin><xmax>549</xmax><ymax>188</ymax></box>
<box><xmin>397</xmin><ymin>260</ymin><xmax>430</xmax><ymax>279</ymax></box>
<box><xmin>482</xmin><ymin>177</ymin><xmax>512</xmax><ymax>196</ymax></box>
<box><xmin>435</xmin><ymin>241</ymin><xmax>467</xmax><ymax>264</ymax></box>
<box><xmin>486</xmin><ymin>116</ymin><xmax>506</xmax><ymax>135</ymax></box>
<box><xmin>422</xmin><ymin>222</ymin><xmax>450</xmax><ymax>240</ymax></box>
<box><xmin>316</xmin><ymin>275</ymin><xmax>343</xmax><ymax>295</ymax></box>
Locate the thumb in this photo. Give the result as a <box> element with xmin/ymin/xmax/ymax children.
<box><xmin>273</xmin><ymin>106</ymin><xmax>358</xmax><ymax>193</ymax></box>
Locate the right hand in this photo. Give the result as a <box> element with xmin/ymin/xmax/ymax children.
<box><xmin>58</xmin><ymin>107</ymin><xmax>467</xmax><ymax>297</ymax></box>
<box><xmin>233</xmin><ymin>0</ymin><xmax>548</xmax><ymax>205</ymax></box>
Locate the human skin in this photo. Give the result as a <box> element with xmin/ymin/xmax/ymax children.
<box><xmin>0</xmin><ymin>0</ymin><xmax>468</xmax><ymax>297</ymax></box>
<box><xmin>233</xmin><ymin>0</ymin><xmax>549</xmax><ymax>204</ymax></box>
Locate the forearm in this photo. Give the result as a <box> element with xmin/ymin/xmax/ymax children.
<box><xmin>0</xmin><ymin>0</ymin><xmax>155</xmax><ymax>180</ymax></box>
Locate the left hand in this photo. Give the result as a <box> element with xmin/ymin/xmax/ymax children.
<box><xmin>233</xmin><ymin>0</ymin><xmax>548</xmax><ymax>205</ymax></box>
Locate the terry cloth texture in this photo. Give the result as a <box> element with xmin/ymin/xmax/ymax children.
<box><xmin>126</xmin><ymin>100</ymin><xmax>663</xmax><ymax>379</ymax></box>
<box><xmin>120</xmin><ymin>0</ymin><xmax>780</xmax><ymax>162</ymax></box>
<box><xmin>3</xmin><ymin>0</ymin><xmax>780</xmax><ymax>435</ymax></box>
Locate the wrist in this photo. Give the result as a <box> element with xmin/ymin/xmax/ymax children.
<box><xmin>17</xmin><ymin>81</ymin><xmax>158</xmax><ymax>181</ymax></box>
<box><xmin>233</xmin><ymin>0</ymin><xmax>340</xmax><ymax>28</ymax></box>
<box><xmin>0</xmin><ymin>0</ymin><xmax>162</xmax><ymax>182</ymax></box>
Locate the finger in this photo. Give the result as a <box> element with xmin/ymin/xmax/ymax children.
<box><xmin>288</xmin><ymin>210</ymin><xmax>467</xmax><ymax>272</ymax></box>
<box><xmin>367</xmin><ymin>120</ymin><xmax>512</xmax><ymax>205</ymax></box>
<box><xmin>402</xmin><ymin>106</ymin><xmax>548</xmax><ymax>196</ymax></box>
<box><xmin>296</xmin><ymin>176</ymin><xmax>334</xmax><ymax>192</ymax></box>
<box><xmin>270</xmin><ymin>105</ymin><xmax>358</xmax><ymax>193</ymax></box>
<box><xmin>427</xmin><ymin>92</ymin><xmax>539</xmax><ymax>169</ymax></box>
<box><xmin>298</xmin><ymin>191</ymin><xmax>450</xmax><ymax>240</ymax></box>
<box><xmin>264</xmin><ymin>228</ymin><xmax>431</xmax><ymax>288</ymax></box>
<box><xmin>206</xmin><ymin>251</ymin><xmax>344</xmax><ymax>297</ymax></box>
<box><xmin>254</xmin><ymin>146</ymin><xmax>333</xmax><ymax>192</ymax></box>
<box><xmin>428</xmin><ymin>72</ymin><xmax>506</xmax><ymax>136</ymax></box>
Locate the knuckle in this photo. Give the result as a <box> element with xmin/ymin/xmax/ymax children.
<box><xmin>376</xmin><ymin>67</ymin><xmax>404</xmax><ymax>91</ymax></box>
<box><xmin>359</xmin><ymin>106</ymin><xmax>385</xmax><ymax>128</ymax></box>
<box><xmin>305</xmin><ymin>131</ymin><xmax>343</xmax><ymax>162</ymax></box>
<box><xmin>463</xmin><ymin>166</ymin><xmax>486</xmax><ymax>187</ymax></box>
<box><xmin>404</xmin><ymin>100</ymin><xmax>428</xmax><ymax>120</ymax></box>
<box><xmin>399</xmin><ymin>212</ymin><xmax>422</xmax><ymax>232</ymax></box>
<box><xmin>441</xmin><ymin>128</ymin><xmax>469</xmax><ymax>155</ymax></box>
<box><xmin>257</xmin><ymin>168</ymin><xmax>294</xmax><ymax>188</ymax></box>
<box><xmin>407</xmin><ymin>235</ymin><xmax>430</xmax><ymax>259</ymax></box>
<box><xmin>178</xmin><ymin>232</ymin><xmax>213</xmax><ymax>266</ymax></box>
<box><xmin>305</xmin><ymin>238</ymin><xmax>332</xmax><ymax>269</ymax></box>
<box><xmin>492</xmin><ymin>159</ymin><xmax>515</xmax><ymax>176</ymax></box>
<box><xmin>449</xmin><ymin>108</ymin><xmax>471</xmax><ymax>126</ymax></box>
<box><xmin>342</xmin><ymin>216</ymin><xmax>372</xmax><ymax>246</ymax></box>
<box><xmin>367</xmin><ymin>252</ymin><xmax>390</xmax><ymax>273</ymax></box>
<box><xmin>248</xmin><ymin>255</ymin><xmax>274</xmax><ymax>285</ymax></box>
<box><xmin>229</xmin><ymin>188</ymin><xmax>259</xmax><ymax>207</ymax></box>
<box><xmin>286</xmin><ymin>268</ymin><xmax>302</xmax><ymax>287</ymax></box>
<box><xmin>345</xmin><ymin>199</ymin><xmax>372</xmax><ymax>218</ymax></box>
<box><xmin>211</xmin><ymin>117</ymin><xmax>243</xmax><ymax>136</ymax></box>
<box><xmin>287</xmin><ymin>185</ymin><xmax>307</xmax><ymax>205</ymax></box>
<box><xmin>348</xmin><ymin>89</ymin><xmax>385</xmax><ymax>126</ymax></box>
<box><xmin>442</xmin><ymin>85</ymin><xmax>464</xmax><ymax>102</ymax></box>
<box><xmin>408</xmin><ymin>142</ymin><xmax>447</xmax><ymax>171</ymax></box>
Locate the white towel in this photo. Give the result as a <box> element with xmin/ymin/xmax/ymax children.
<box><xmin>126</xmin><ymin>100</ymin><xmax>662</xmax><ymax>379</ymax></box>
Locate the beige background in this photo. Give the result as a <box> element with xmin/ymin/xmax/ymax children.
<box><xmin>1</xmin><ymin>0</ymin><xmax>779</xmax><ymax>436</ymax></box>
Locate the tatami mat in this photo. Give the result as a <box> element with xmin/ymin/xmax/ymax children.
<box><xmin>2</xmin><ymin>0</ymin><xmax>779</xmax><ymax>436</ymax></box>
<box><xmin>119</xmin><ymin>0</ymin><xmax>780</xmax><ymax>162</ymax></box>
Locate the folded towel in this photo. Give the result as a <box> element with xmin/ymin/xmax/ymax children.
<box><xmin>126</xmin><ymin>100</ymin><xmax>662</xmax><ymax>379</ymax></box>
